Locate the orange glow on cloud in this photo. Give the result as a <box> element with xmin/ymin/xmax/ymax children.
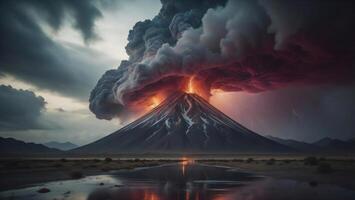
<box><xmin>211</xmin><ymin>88</ymin><xmax>225</xmax><ymax>95</ymax></box>
<box><xmin>142</xmin><ymin>93</ymin><xmax>166</xmax><ymax>112</ymax></box>
<box><xmin>149</xmin><ymin>96</ymin><xmax>162</xmax><ymax>109</ymax></box>
<box><xmin>129</xmin><ymin>93</ymin><xmax>166</xmax><ymax>117</ymax></box>
<box><xmin>210</xmin><ymin>91</ymin><xmax>239</xmax><ymax>113</ymax></box>
<box><xmin>136</xmin><ymin>77</ymin><xmax>230</xmax><ymax>114</ymax></box>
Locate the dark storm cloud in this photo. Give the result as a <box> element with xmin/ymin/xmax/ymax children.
<box><xmin>226</xmin><ymin>84</ymin><xmax>355</xmax><ymax>141</ymax></box>
<box><xmin>90</xmin><ymin>0</ymin><xmax>355</xmax><ymax>120</ymax></box>
<box><xmin>7</xmin><ymin>0</ymin><xmax>102</xmax><ymax>42</ymax></box>
<box><xmin>0</xmin><ymin>0</ymin><xmax>108</xmax><ymax>100</ymax></box>
<box><xmin>0</xmin><ymin>85</ymin><xmax>46</xmax><ymax>130</ymax></box>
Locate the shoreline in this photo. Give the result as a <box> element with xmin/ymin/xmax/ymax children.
<box><xmin>198</xmin><ymin>158</ymin><xmax>355</xmax><ymax>191</ymax></box>
<box><xmin>0</xmin><ymin>159</ymin><xmax>175</xmax><ymax>191</ymax></box>
<box><xmin>1</xmin><ymin>157</ymin><xmax>355</xmax><ymax>192</ymax></box>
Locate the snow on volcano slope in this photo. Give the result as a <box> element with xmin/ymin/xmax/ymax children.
<box><xmin>73</xmin><ymin>92</ymin><xmax>292</xmax><ymax>154</ymax></box>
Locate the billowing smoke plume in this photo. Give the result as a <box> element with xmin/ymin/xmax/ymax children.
<box><xmin>90</xmin><ymin>0</ymin><xmax>355</xmax><ymax>120</ymax></box>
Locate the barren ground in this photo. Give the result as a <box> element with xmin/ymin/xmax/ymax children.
<box><xmin>1</xmin><ymin>155</ymin><xmax>354</xmax><ymax>191</ymax></box>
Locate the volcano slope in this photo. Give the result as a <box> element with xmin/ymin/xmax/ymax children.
<box><xmin>73</xmin><ymin>92</ymin><xmax>291</xmax><ymax>154</ymax></box>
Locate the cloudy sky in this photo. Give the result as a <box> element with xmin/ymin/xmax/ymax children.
<box><xmin>0</xmin><ymin>0</ymin><xmax>354</xmax><ymax>145</ymax></box>
<box><xmin>0</xmin><ymin>0</ymin><xmax>161</xmax><ymax>145</ymax></box>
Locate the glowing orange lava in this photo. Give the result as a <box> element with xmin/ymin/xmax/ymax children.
<box><xmin>137</xmin><ymin>76</ymin><xmax>227</xmax><ymax>114</ymax></box>
<box><xmin>186</xmin><ymin>76</ymin><xmax>196</xmax><ymax>94</ymax></box>
<box><xmin>183</xmin><ymin>76</ymin><xmax>210</xmax><ymax>100</ymax></box>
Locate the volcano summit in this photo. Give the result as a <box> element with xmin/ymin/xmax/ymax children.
<box><xmin>74</xmin><ymin>93</ymin><xmax>290</xmax><ymax>154</ymax></box>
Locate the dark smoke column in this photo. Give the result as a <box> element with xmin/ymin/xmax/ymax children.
<box><xmin>90</xmin><ymin>0</ymin><xmax>355</xmax><ymax>121</ymax></box>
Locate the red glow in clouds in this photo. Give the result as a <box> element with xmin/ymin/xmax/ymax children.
<box><xmin>149</xmin><ymin>96</ymin><xmax>163</xmax><ymax>109</ymax></box>
<box><xmin>144</xmin><ymin>76</ymin><xmax>208</xmax><ymax>111</ymax></box>
<box><xmin>134</xmin><ymin>76</ymin><xmax>227</xmax><ymax>115</ymax></box>
<box><xmin>142</xmin><ymin>94</ymin><xmax>165</xmax><ymax>113</ymax></box>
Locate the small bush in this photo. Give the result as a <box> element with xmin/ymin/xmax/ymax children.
<box><xmin>319</xmin><ymin>157</ymin><xmax>326</xmax><ymax>161</ymax></box>
<box><xmin>69</xmin><ymin>171</ymin><xmax>83</xmax><ymax>179</ymax></box>
<box><xmin>246</xmin><ymin>158</ymin><xmax>254</xmax><ymax>163</ymax></box>
<box><xmin>5</xmin><ymin>161</ymin><xmax>19</xmax><ymax>169</ymax></box>
<box><xmin>52</xmin><ymin>163</ymin><xmax>63</xmax><ymax>168</ymax></box>
<box><xmin>304</xmin><ymin>156</ymin><xmax>318</xmax><ymax>165</ymax></box>
<box><xmin>104</xmin><ymin>157</ymin><xmax>113</xmax><ymax>162</ymax></box>
<box><xmin>37</xmin><ymin>188</ymin><xmax>50</xmax><ymax>193</ymax></box>
<box><xmin>283</xmin><ymin>160</ymin><xmax>291</xmax><ymax>164</ymax></box>
<box><xmin>317</xmin><ymin>163</ymin><xmax>333</xmax><ymax>174</ymax></box>
<box><xmin>93</xmin><ymin>159</ymin><xmax>100</xmax><ymax>162</ymax></box>
<box><xmin>101</xmin><ymin>168</ymin><xmax>109</xmax><ymax>172</ymax></box>
<box><xmin>60</xmin><ymin>158</ymin><xmax>67</xmax><ymax>162</ymax></box>
<box><xmin>266</xmin><ymin>158</ymin><xmax>275</xmax><ymax>165</ymax></box>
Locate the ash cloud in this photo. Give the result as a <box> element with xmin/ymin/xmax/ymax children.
<box><xmin>91</xmin><ymin>0</ymin><xmax>355</xmax><ymax>120</ymax></box>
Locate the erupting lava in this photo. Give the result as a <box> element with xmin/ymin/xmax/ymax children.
<box><xmin>186</xmin><ymin>76</ymin><xmax>195</xmax><ymax>94</ymax></box>
<box><xmin>145</xmin><ymin>76</ymin><xmax>203</xmax><ymax>111</ymax></box>
<box><xmin>183</xmin><ymin>76</ymin><xmax>208</xmax><ymax>99</ymax></box>
<box><xmin>142</xmin><ymin>76</ymin><xmax>219</xmax><ymax>113</ymax></box>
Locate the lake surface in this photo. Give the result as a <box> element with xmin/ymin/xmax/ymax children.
<box><xmin>1</xmin><ymin>161</ymin><xmax>355</xmax><ymax>200</ymax></box>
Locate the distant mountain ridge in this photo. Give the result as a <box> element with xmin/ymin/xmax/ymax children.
<box><xmin>0</xmin><ymin>137</ymin><xmax>61</xmax><ymax>155</ymax></box>
<box><xmin>43</xmin><ymin>141</ymin><xmax>78</xmax><ymax>151</ymax></box>
<box><xmin>312</xmin><ymin>137</ymin><xmax>355</xmax><ymax>153</ymax></box>
<box><xmin>267</xmin><ymin>136</ymin><xmax>355</xmax><ymax>153</ymax></box>
<box><xmin>1</xmin><ymin>135</ymin><xmax>354</xmax><ymax>156</ymax></box>
<box><xmin>266</xmin><ymin>136</ymin><xmax>318</xmax><ymax>152</ymax></box>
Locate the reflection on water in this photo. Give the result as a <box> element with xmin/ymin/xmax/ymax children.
<box><xmin>1</xmin><ymin>161</ymin><xmax>355</xmax><ymax>200</ymax></box>
<box><xmin>181</xmin><ymin>157</ymin><xmax>194</xmax><ymax>176</ymax></box>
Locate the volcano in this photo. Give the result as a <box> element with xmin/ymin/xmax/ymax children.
<box><xmin>73</xmin><ymin>92</ymin><xmax>291</xmax><ymax>154</ymax></box>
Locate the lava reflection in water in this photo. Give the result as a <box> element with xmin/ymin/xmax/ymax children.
<box><xmin>181</xmin><ymin>157</ymin><xmax>195</xmax><ymax>176</ymax></box>
<box><xmin>144</xmin><ymin>190</ymin><xmax>160</xmax><ymax>200</ymax></box>
<box><xmin>2</xmin><ymin>163</ymin><xmax>355</xmax><ymax>200</ymax></box>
